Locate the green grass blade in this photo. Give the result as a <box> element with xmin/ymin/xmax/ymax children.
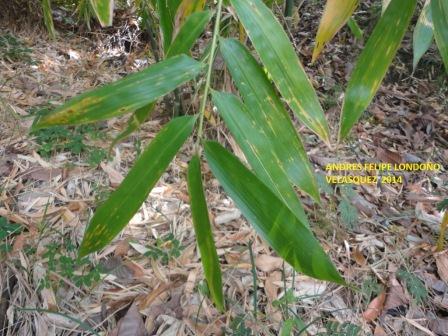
<box><xmin>312</xmin><ymin>0</ymin><xmax>359</xmax><ymax>62</ymax></box>
<box><xmin>432</xmin><ymin>0</ymin><xmax>448</xmax><ymax>73</ymax></box>
<box><xmin>339</xmin><ymin>0</ymin><xmax>417</xmax><ymax>139</ymax></box>
<box><xmin>157</xmin><ymin>0</ymin><xmax>183</xmax><ymax>52</ymax></box>
<box><xmin>219</xmin><ymin>39</ymin><xmax>319</xmax><ymax>204</ymax></box>
<box><xmin>41</xmin><ymin>0</ymin><xmax>56</xmax><ymax>39</ymax></box>
<box><xmin>204</xmin><ymin>141</ymin><xmax>344</xmax><ymax>284</ymax></box>
<box><xmin>212</xmin><ymin>92</ymin><xmax>310</xmax><ymax>226</ymax></box>
<box><xmin>229</xmin><ymin>0</ymin><xmax>330</xmax><ymax>143</ymax></box>
<box><xmin>79</xmin><ymin>115</ymin><xmax>197</xmax><ymax>256</ymax></box>
<box><xmin>89</xmin><ymin>0</ymin><xmax>113</xmax><ymax>27</ymax></box>
<box><xmin>167</xmin><ymin>10</ymin><xmax>212</xmax><ymax>58</ymax></box>
<box><xmin>33</xmin><ymin>55</ymin><xmax>202</xmax><ymax>129</ymax></box>
<box><xmin>413</xmin><ymin>0</ymin><xmax>433</xmax><ymax>71</ymax></box>
<box><xmin>187</xmin><ymin>155</ymin><xmax>224</xmax><ymax>311</ymax></box>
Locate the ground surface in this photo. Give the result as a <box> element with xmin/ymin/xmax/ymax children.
<box><xmin>0</xmin><ymin>2</ymin><xmax>447</xmax><ymax>335</ymax></box>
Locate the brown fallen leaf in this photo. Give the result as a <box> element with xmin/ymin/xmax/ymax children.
<box><xmin>435</xmin><ymin>250</ymin><xmax>448</xmax><ymax>283</ymax></box>
<box><xmin>110</xmin><ymin>303</ymin><xmax>147</xmax><ymax>336</ymax></box>
<box><xmin>374</xmin><ymin>324</ymin><xmax>387</xmax><ymax>336</ymax></box>
<box><xmin>363</xmin><ymin>291</ymin><xmax>386</xmax><ymax>322</ymax></box>
<box><xmin>353</xmin><ymin>246</ymin><xmax>367</xmax><ymax>266</ymax></box>
<box><xmin>255</xmin><ymin>254</ymin><xmax>283</xmax><ymax>272</ymax></box>
<box><xmin>384</xmin><ymin>276</ymin><xmax>408</xmax><ymax>314</ymax></box>
<box><xmin>101</xmin><ymin>162</ymin><xmax>124</xmax><ymax>188</ymax></box>
<box><xmin>376</xmin><ymin>147</ymin><xmax>403</xmax><ymax>165</ymax></box>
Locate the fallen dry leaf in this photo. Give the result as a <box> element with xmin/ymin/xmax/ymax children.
<box><xmin>363</xmin><ymin>291</ymin><xmax>386</xmax><ymax>322</ymax></box>
<box><xmin>110</xmin><ymin>303</ymin><xmax>147</xmax><ymax>336</ymax></box>
<box><xmin>384</xmin><ymin>276</ymin><xmax>408</xmax><ymax>314</ymax></box>
<box><xmin>435</xmin><ymin>250</ymin><xmax>448</xmax><ymax>283</ymax></box>
<box><xmin>255</xmin><ymin>254</ymin><xmax>283</xmax><ymax>272</ymax></box>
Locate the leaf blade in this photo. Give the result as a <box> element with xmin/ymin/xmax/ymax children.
<box><xmin>339</xmin><ymin>0</ymin><xmax>417</xmax><ymax>139</ymax></box>
<box><xmin>432</xmin><ymin>0</ymin><xmax>448</xmax><ymax>72</ymax></box>
<box><xmin>413</xmin><ymin>0</ymin><xmax>433</xmax><ymax>71</ymax></box>
<box><xmin>312</xmin><ymin>0</ymin><xmax>360</xmax><ymax>62</ymax></box>
<box><xmin>204</xmin><ymin>141</ymin><xmax>345</xmax><ymax>284</ymax></box>
<box><xmin>89</xmin><ymin>0</ymin><xmax>113</xmax><ymax>27</ymax></box>
<box><xmin>33</xmin><ymin>55</ymin><xmax>202</xmax><ymax>129</ymax></box>
<box><xmin>229</xmin><ymin>0</ymin><xmax>330</xmax><ymax>143</ymax></box>
<box><xmin>187</xmin><ymin>155</ymin><xmax>224</xmax><ymax>311</ymax></box>
<box><xmin>167</xmin><ymin>10</ymin><xmax>212</xmax><ymax>58</ymax></box>
<box><xmin>79</xmin><ymin>115</ymin><xmax>197</xmax><ymax>256</ymax></box>
<box><xmin>219</xmin><ymin>38</ymin><xmax>319</xmax><ymax>204</ymax></box>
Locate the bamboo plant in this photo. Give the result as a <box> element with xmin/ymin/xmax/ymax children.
<box><xmin>33</xmin><ymin>0</ymin><xmax>448</xmax><ymax>310</ymax></box>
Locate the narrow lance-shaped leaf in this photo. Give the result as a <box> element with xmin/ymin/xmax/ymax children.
<box><xmin>229</xmin><ymin>0</ymin><xmax>330</xmax><ymax>143</ymax></box>
<box><xmin>212</xmin><ymin>92</ymin><xmax>309</xmax><ymax>226</ymax></box>
<box><xmin>312</xmin><ymin>0</ymin><xmax>360</xmax><ymax>62</ymax></box>
<box><xmin>413</xmin><ymin>0</ymin><xmax>433</xmax><ymax>71</ymax></box>
<box><xmin>219</xmin><ymin>39</ymin><xmax>319</xmax><ymax>204</ymax></box>
<box><xmin>110</xmin><ymin>11</ymin><xmax>209</xmax><ymax>148</ymax></box>
<box><xmin>204</xmin><ymin>141</ymin><xmax>345</xmax><ymax>284</ymax></box>
<box><xmin>432</xmin><ymin>0</ymin><xmax>448</xmax><ymax>73</ymax></box>
<box><xmin>89</xmin><ymin>0</ymin><xmax>114</xmax><ymax>27</ymax></box>
<box><xmin>79</xmin><ymin>115</ymin><xmax>197</xmax><ymax>256</ymax></box>
<box><xmin>167</xmin><ymin>10</ymin><xmax>212</xmax><ymax>58</ymax></box>
<box><xmin>33</xmin><ymin>55</ymin><xmax>202</xmax><ymax>129</ymax></box>
<box><xmin>174</xmin><ymin>0</ymin><xmax>206</xmax><ymax>27</ymax></box>
<box><xmin>187</xmin><ymin>155</ymin><xmax>224</xmax><ymax>311</ymax></box>
<box><xmin>41</xmin><ymin>0</ymin><xmax>56</xmax><ymax>39</ymax></box>
<box><xmin>339</xmin><ymin>0</ymin><xmax>417</xmax><ymax>139</ymax></box>
<box><xmin>157</xmin><ymin>0</ymin><xmax>183</xmax><ymax>52</ymax></box>
<box><xmin>347</xmin><ymin>17</ymin><xmax>363</xmax><ymax>40</ymax></box>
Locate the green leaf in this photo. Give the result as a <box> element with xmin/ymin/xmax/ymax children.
<box><xmin>413</xmin><ymin>0</ymin><xmax>433</xmax><ymax>71</ymax></box>
<box><xmin>219</xmin><ymin>39</ymin><xmax>319</xmax><ymax>204</ymax></box>
<box><xmin>33</xmin><ymin>55</ymin><xmax>202</xmax><ymax>129</ymax></box>
<box><xmin>109</xmin><ymin>102</ymin><xmax>156</xmax><ymax>150</ymax></box>
<box><xmin>89</xmin><ymin>0</ymin><xmax>113</xmax><ymax>27</ymax></box>
<box><xmin>212</xmin><ymin>92</ymin><xmax>310</xmax><ymax>226</ymax></box>
<box><xmin>41</xmin><ymin>0</ymin><xmax>56</xmax><ymax>38</ymax></box>
<box><xmin>157</xmin><ymin>0</ymin><xmax>183</xmax><ymax>52</ymax></box>
<box><xmin>339</xmin><ymin>0</ymin><xmax>417</xmax><ymax>139</ymax></box>
<box><xmin>312</xmin><ymin>0</ymin><xmax>360</xmax><ymax>62</ymax></box>
<box><xmin>432</xmin><ymin>0</ymin><xmax>448</xmax><ymax>73</ymax></box>
<box><xmin>347</xmin><ymin>17</ymin><xmax>364</xmax><ymax>40</ymax></box>
<box><xmin>167</xmin><ymin>10</ymin><xmax>212</xmax><ymax>58</ymax></box>
<box><xmin>79</xmin><ymin>115</ymin><xmax>197</xmax><ymax>256</ymax></box>
<box><xmin>204</xmin><ymin>141</ymin><xmax>345</xmax><ymax>284</ymax></box>
<box><xmin>187</xmin><ymin>155</ymin><xmax>224</xmax><ymax>311</ymax></box>
<box><xmin>229</xmin><ymin>0</ymin><xmax>330</xmax><ymax>143</ymax></box>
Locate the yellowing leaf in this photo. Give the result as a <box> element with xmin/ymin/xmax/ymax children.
<box><xmin>312</xmin><ymin>0</ymin><xmax>360</xmax><ymax>62</ymax></box>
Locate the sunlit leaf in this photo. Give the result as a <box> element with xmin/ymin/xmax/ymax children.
<box><xmin>219</xmin><ymin>38</ymin><xmax>319</xmax><ymax>204</ymax></box>
<box><xmin>89</xmin><ymin>0</ymin><xmax>114</xmax><ymax>27</ymax></box>
<box><xmin>187</xmin><ymin>155</ymin><xmax>224</xmax><ymax>311</ymax></box>
<box><xmin>312</xmin><ymin>0</ymin><xmax>359</xmax><ymax>62</ymax></box>
<box><xmin>175</xmin><ymin>0</ymin><xmax>206</xmax><ymax>27</ymax></box>
<box><xmin>79</xmin><ymin>115</ymin><xmax>197</xmax><ymax>256</ymax></box>
<box><xmin>339</xmin><ymin>0</ymin><xmax>417</xmax><ymax>139</ymax></box>
<box><xmin>204</xmin><ymin>141</ymin><xmax>345</xmax><ymax>284</ymax></box>
<box><xmin>167</xmin><ymin>10</ymin><xmax>212</xmax><ymax>57</ymax></box>
<box><xmin>413</xmin><ymin>0</ymin><xmax>433</xmax><ymax>71</ymax></box>
<box><xmin>33</xmin><ymin>55</ymin><xmax>202</xmax><ymax>129</ymax></box>
<box><xmin>432</xmin><ymin>0</ymin><xmax>448</xmax><ymax>73</ymax></box>
<box><xmin>229</xmin><ymin>0</ymin><xmax>330</xmax><ymax>143</ymax></box>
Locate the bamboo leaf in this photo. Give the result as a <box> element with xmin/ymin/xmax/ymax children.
<box><xmin>229</xmin><ymin>0</ymin><xmax>330</xmax><ymax>143</ymax></box>
<box><xmin>339</xmin><ymin>0</ymin><xmax>417</xmax><ymax>139</ymax></box>
<box><xmin>432</xmin><ymin>0</ymin><xmax>448</xmax><ymax>73</ymax></box>
<box><xmin>157</xmin><ymin>0</ymin><xmax>183</xmax><ymax>52</ymax></box>
<box><xmin>347</xmin><ymin>17</ymin><xmax>363</xmax><ymax>40</ymax></box>
<box><xmin>204</xmin><ymin>141</ymin><xmax>345</xmax><ymax>284</ymax></box>
<box><xmin>212</xmin><ymin>92</ymin><xmax>310</xmax><ymax>226</ymax></box>
<box><xmin>413</xmin><ymin>0</ymin><xmax>433</xmax><ymax>71</ymax></box>
<box><xmin>187</xmin><ymin>155</ymin><xmax>224</xmax><ymax>311</ymax></box>
<box><xmin>219</xmin><ymin>39</ymin><xmax>319</xmax><ymax>204</ymax></box>
<box><xmin>33</xmin><ymin>55</ymin><xmax>202</xmax><ymax>129</ymax></box>
<box><xmin>175</xmin><ymin>0</ymin><xmax>206</xmax><ymax>27</ymax></box>
<box><xmin>312</xmin><ymin>0</ymin><xmax>360</xmax><ymax>62</ymax></box>
<box><xmin>167</xmin><ymin>10</ymin><xmax>212</xmax><ymax>58</ymax></box>
<box><xmin>79</xmin><ymin>115</ymin><xmax>197</xmax><ymax>256</ymax></box>
<box><xmin>89</xmin><ymin>0</ymin><xmax>114</xmax><ymax>27</ymax></box>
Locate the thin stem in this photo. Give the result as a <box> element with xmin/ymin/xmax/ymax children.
<box><xmin>195</xmin><ymin>0</ymin><xmax>224</xmax><ymax>153</ymax></box>
<box><xmin>248</xmin><ymin>240</ymin><xmax>258</xmax><ymax>324</ymax></box>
